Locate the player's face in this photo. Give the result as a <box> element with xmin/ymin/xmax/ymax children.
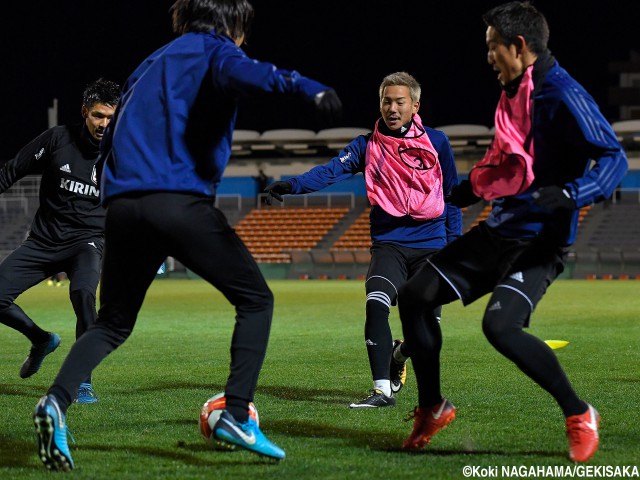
<box><xmin>486</xmin><ymin>26</ymin><xmax>525</xmax><ymax>86</ymax></box>
<box><xmin>380</xmin><ymin>86</ymin><xmax>419</xmax><ymax>131</ymax></box>
<box><xmin>82</xmin><ymin>103</ymin><xmax>116</xmax><ymax>141</ymax></box>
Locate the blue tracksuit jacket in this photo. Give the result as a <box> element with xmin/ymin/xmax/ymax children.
<box><xmin>288</xmin><ymin>128</ymin><xmax>462</xmax><ymax>249</ymax></box>
<box><xmin>486</xmin><ymin>58</ymin><xmax>628</xmax><ymax>246</ymax></box>
<box><xmin>100</xmin><ymin>30</ymin><xmax>329</xmax><ymax>204</ymax></box>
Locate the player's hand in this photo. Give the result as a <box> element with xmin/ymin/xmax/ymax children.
<box><xmin>447</xmin><ymin>180</ymin><xmax>481</xmax><ymax>208</ymax></box>
<box><xmin>264</xmin><ymin>181</ymin><xmax>293</xmax><ymax>205</ymax></box>
<box><xmin>532</xmin><ymin>185</ymin><xmax>576</xmax><ymax>211</ymax></box>
<box><xmin>314</xmin><ymin>89</ymin><xmax>343</xmax><ymax>126</ymax></box>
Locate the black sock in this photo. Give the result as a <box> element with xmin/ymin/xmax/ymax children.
<box><xmin>225</xmin><ymin>397</ymin><xmax>249</xmax><ymax>423</ymax></box>
<box><xmin>365</xmin><ymin>299</ymin><xmax>393</xmax><ymax>380</ymax></box>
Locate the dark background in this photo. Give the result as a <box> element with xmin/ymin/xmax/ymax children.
<box><xmin>2</xmin><ymin>0</ymin><xmax>639</xmax><ymax>159</ymax></box>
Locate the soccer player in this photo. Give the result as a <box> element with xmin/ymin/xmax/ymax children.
<box><xmin>395</xmin><ymin>1</ymin><xmax>627</xmax><ymax>462</ymax></box>
<box><xmin>265</xmin><ymin>72</ymin><xmax>461</xmax><ymax>408</ymax></box>
<box><xmin>0</xmin><ymin>78</ymin><xmax>120</xmax><ymax>404</ymax></box>
<box><xmin>33</xmin><ymin>0</ymin><xmax>342</xmax><ymax>470</ymax></box>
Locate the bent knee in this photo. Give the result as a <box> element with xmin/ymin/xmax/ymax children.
<box><xmin>482</xmin><ymin>314</ymin><xmax>512</xmax><ymax>343</ymax></box>
<box><xmin>482</xmin><ymin>294</ymin><xmax>530</xmax><ymax>344</ymax></box>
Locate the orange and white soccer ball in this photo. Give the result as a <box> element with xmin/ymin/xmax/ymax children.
<box><xmin>199</xmin><ymin>392</ymin><xmax>259</xmax><ymax>447</ymax></box>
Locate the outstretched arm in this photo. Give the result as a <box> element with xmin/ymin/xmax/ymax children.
<box><xmin>0</xmin><ymin>129</ymin><xmax>53</xmax><ymax>194</ymax></box>
<box><xmin>264</xmin><ymin>135</ymin><xmax>368</xmax><ymax>204</ymax></box>
<box><xmin>212</xmin><ymin>44</ymin><xmax>343</xmax><ymax>126</ymax></box>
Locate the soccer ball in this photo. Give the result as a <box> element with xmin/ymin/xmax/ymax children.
<box><xmin>199</xmin><ymin>392</ymin><xmax>259</xmax><ymax>448</ymax></box>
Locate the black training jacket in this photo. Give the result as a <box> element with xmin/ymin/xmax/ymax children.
<box><xmin>0</xmin><ymin>124</ymin><xmax>105</xmax><ymax>246</ymax></box>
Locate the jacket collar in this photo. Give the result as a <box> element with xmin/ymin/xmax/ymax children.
<box><xmin>502</xmin><ymin>49</ymin><xmax>556</xmax><ymax>98</ymax></box>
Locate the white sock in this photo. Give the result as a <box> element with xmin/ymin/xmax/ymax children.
<box><xmin>374</xmin><ymin>380</ymin><xmax>392</xmax><ymax>397</ymax></box>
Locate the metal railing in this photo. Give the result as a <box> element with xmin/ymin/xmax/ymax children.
<box><xmin>214</xmin><ymin>194</ymin><xmax>242</xmax><ymax>211</ymax></box>
<box><xmin>0</xmin><ymin>196</ymin><xmax>29</xmax><ymax>215</ymax></box>
<box><xmin>257</xmin><ymin>192</ymin><xmax>355</xmax><ymax>209</ymax></box>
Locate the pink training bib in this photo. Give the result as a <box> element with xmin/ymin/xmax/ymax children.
<box><xmin>470</xmin><ymin>64</ymin><xmax>535</xmax><ymax>200</ymax></box>
<box><xmin>365</xmin><ymin>114</ymin><xmax>444</xmax><ymax>220</ymax></box>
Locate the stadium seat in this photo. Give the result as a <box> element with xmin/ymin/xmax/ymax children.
<box><xmin>232</xmin><ymin>129</ymin><xmax>261</xmax><ymax>155</ymax></box>
<box><xmin>233</xmin><ymin>129</ymin><xmax>261</xmax><ymax>141</ymax></box>
<box><xmin>611</xmin><ymin>120</ymin><xmax>640</xmax><ymax>145</ymax></box>
<box><xmin>260</xmin><ymin>129</ymin><xmax>317</xmax><ymax>141</ymax></box>
<box><xmin>316</xmin><ymin>127</ymin><xmax>371</xmax><ymax>149</ymax></box>
<box><xmin>234</xmin><ymin>207</ymin><xmax>348</xmax><ymax>263</ymax></box>
<box><xmin>331</xmin><ymin>209</ymin><xmax>371</xmax><ymax>250</ymax></box>
<box><xmin>434</xmin><ymin>124</ymin><xmax>493</xmax><ymax>147</ymax></box>
<box><xmin>256</xmin><ymin>129</ymin><xmax>318</xmax><ymax>154</ymax></box>
<box><xmin>353</xmin><ymin>250</ymin><xmax>371</xmax><ymax>264</ymax></box>
<box><xmin>611</xmin><ymin>120</ymin><xmax>640</xmax><ymax>133</ymax></box>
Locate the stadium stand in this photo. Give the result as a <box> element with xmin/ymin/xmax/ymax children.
<box><xmin>612</xmin><ymin>120</ymin><xmax>640</xmax><ymax>148</ymax></box>
<box><xmin>315</xmin><ymin>127</ymin><xmax>372</xmax><ymax>150</ymax></box>
<box><xmin>566</xmin><ymin>196</ymin><xmax>640</xmax><ymax>278</ymax></box>
<box><xmin>435</xmin><ymin>124</ymin><xmax>493</xmax><ymax>149</ymax></box>
<box><xmin>231</xmin><ymin>129</ymin><xmax>261</xmax><ymax>156</ymax></box>
<box><xmin>252</xmin><ymin>129</ymin><xmax>318</xmax><ymax>155</ymax></box>
<box><xmin>2</xmin><ymin>123</ymin><xmax>639</xmax><ymax>280</ymax></box>
<box><xmin>233</xmin><ymin>207</ymin><xmax>349</xmax><ymax>264</ymax></box>
<box><xmin>0</xmin><ymin>178</ymin><xmax>39</xmax><ymax>262</ymax></box>
<box><xmin>331</xmin><ymin>208</ymin><xmax>371</xmax><ymax>251</ymax></box>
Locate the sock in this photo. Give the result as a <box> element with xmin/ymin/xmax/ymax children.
<box><xmin>224</xmin><ymin>396</ymin><xmax>249</xmax><ymax>423</ymax></box>
<box><xmin>393</xmin><ymin>343</ymin><xmax>408</xmax><ymax>363</ymax></box>
<box><xmin>374</xmin><ymin>380</ymin><xmax>391</xmax><ymax>397</ymax></box>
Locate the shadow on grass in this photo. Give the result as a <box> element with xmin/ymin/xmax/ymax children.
<box><xmin>2</xmin><ymin>380</ymin><xmax>566</xmax><ymax>468</ymax></box>
<box><xmin>0</xmin><ymin>435</ymin><xmax>40</xmax><ymax>469</ymax></box>
<box><xmin>113</xmin><ymin>381</ymin><xmax>364</xmax><ymax>406</ymax></box>
<box><xmin>0</xmin><ymin>420</ymin><xmax>563</xmax><ymax>472</ymax></box>
<box><xmin>3</xmin><ymin>378</ymin><xmax>398</xmax><ymax>408</ymax></box>
<box><xmin>259</xmin><ymin>384</ymin><xmax>365</xmax><ymax>405</ymax></box>
<box><xmin>396</xmin><ymin>447</ymin><xmax>565</xmax><ymax>459</ymax></box>
<box><xmin>0</xmin><ymin>383</ymin><xmax>48</xmax><ymax>398</ymax></box>
<box><xmin>79</xmin><ymin>442</ymin><xmax>281</xmax><ymax>467</ymax></box>
<box><xmin>110</xmin><ymin>380</ymin><xmax>227</xmax><ymax>395</ymax></box>
<box><xmin>0</xmin><ymin>433</ymin><xmax>281</xmax><ymax>469</ymax></box>
<box><xmin>261</xmin><ymin>418</ymin><xmax>564</xmax><ymax>460</ymax></box>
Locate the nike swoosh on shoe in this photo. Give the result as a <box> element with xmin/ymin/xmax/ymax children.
<box><xmin>431</xmin><ymin>400</ymin><xmax>447</xmax><ymax>420</ymax></box>
<box><xmin>221</xmin><ymin>417</ymin><xmax>257</xmax><ymax>445</ymax></box>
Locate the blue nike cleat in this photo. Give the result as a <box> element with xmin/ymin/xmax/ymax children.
<box><xmin>33</xmin><ymin>394</ymin><xmax>75</xmax><ymax>471</ymax></box>
<box><xmin>213</xmin><ymin>410</ymin><xmax>285</xmax><ymax>460</ymax></box>
<box><xmin>74</xmin><ymin>383</ymin><xmax>99</xmax><ymax>404</ymax></box>
<box><xmin>20</xmin><ymin>333</ymin><xmax>61</xmax><ymax>379</ymax></box>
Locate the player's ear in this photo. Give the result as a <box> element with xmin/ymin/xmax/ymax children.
<box><xmin>514</xmin><ymin>35</ymin><xmax>527</xmax><ymax>56</ymax></box>
<box><xmin>81</xmin><ymin>105</ymin><xmax>88</xmax><ymax>119</ymax></box>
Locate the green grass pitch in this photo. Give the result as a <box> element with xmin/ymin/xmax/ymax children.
<box><xmin>1</xmin><ymin>279</ymin><xmax>639</xmax><ymax>479</ymax></box>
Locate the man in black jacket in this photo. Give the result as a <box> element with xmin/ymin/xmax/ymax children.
<box><xmin>0</xmin><ymin>78</ymin><xmax>119</xmax><ymax>404</ymax></box>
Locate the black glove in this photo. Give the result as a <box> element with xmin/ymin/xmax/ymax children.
<box><xmin>447</xmin><ymin>180</ymin><xmax>481</xmax><ymax>208</ymax></box>
<box><xmin>532</xmin><ymin>186</ymin><xmax>576</xmax><ymax>211</ymax></box>
<box><xmin>314</xmin><ymin>89</ymin><xmax>343</xmax><ymax>127</ymax></box>
<box><xmin>264</xmin><ymin>180</ymin><xmax>293</xmax><ymax>205</ymax></box>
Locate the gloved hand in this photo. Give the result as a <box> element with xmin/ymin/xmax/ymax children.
<box><xmin>447</xmin><ymin>180</ymin><xmax>481</xmax><ymax>208</ymax></box>
<box><xmin>532</xmin><ymin>185</ymin><xmax>576</xmax><ymax>211</ymax></box>
<box><xmin>314</xmin><ymin>89</ymin><xmax>343</xmax><ymax>126</ymax></box>
<box><xmin>264</xmin><ymin>180</ymin><xmax>293</xmax><ymax>205</ymax></box>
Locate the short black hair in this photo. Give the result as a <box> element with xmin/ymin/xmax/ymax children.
<box><xmin>82</xmin><ymin>78</ymin><xmax>120</xmax><ymax>108</ymax></box>
<box><xmin>482</xmin><ymin>1</ymin><xmax>549</xmax><ymax>55</ymax></box>
<box><xmin>170</xmin><ymin>0</ymin><xmax>254</xmax><ymax>40</ymax></box>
